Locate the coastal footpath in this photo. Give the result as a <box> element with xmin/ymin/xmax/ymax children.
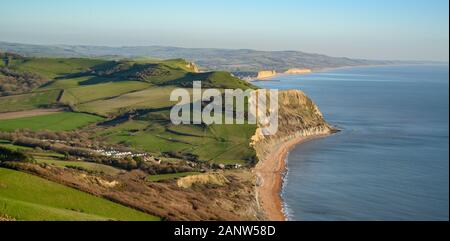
<box><xmin>251</xmin><ymin>90</ymin><xmax>334</xmax><ymax>220</ymax></box>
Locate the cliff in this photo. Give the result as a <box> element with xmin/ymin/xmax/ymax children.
<box><xmin>251</xmin><ymin>89</ymin><xmax>334</xmax><ymax>220</ymax></box>
<box><xmin>256</xmin><ymin>70</ymin><xmax>277</xmax><ymax>79</ymax></box>
<box><xmin>284</xmin><ymin>68</ymin><xmax>312</xmax><ymax>74</ymax></box>
<box><xmin>251</xmin><ymin>90</ymin><xmax>333</xmax><ymax>151</ymax></box>
<box><xmin>186</xmin><ymin>61</ymin><xmax>199</xmax><ymax>73</ymax></box>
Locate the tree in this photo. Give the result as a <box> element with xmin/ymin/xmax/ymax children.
<box><xmin>3</xmin><ymin>55</ymin><xmax>10</xmax><ymax>67</ymax></box>
<box><xmin>0</xmin><ymin>146</ymin><xmax>35</xmax><ymax>163</ymax></box>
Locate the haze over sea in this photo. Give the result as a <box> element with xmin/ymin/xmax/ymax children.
<box><xmin>256</xmin><ymin>64</ymin><xmax>449</xmax><ymax>221</ymax></box>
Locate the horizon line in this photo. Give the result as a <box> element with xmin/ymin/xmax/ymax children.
<box><xmin>0</xmin><ymin>40</ymin><xmax>448</xmax><ymax>63</ymax></box>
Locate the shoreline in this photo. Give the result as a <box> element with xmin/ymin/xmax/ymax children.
<box><xmin>251</xmin><ymin>63</ymin><xmax>440</xmax><ymax>82</ymax></box>
<box><xmin>255</xmin><ymin>133</ymin><xmax>331</xmax><ymax>221</ymax></box>
<box><xmin>253</xmin><ymin>71</ymin><xmax>311</xmax><ymax>81</ymax></box>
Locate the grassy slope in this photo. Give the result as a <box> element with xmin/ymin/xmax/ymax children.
<box><xmin>0</xmin><ymin>168</ymin><xmax>159</xmax><ymax>221</ymax></box>
<box><xmin>0</xmin><ymin>56</ymin><xmax>260</xmax><ymax>220</ymax></box>
<box><xmin>169</xmin><ymin>71</ymin><xmax>254</xmax><ymax>89</ymax></box>
<box><xmin>76</xmin><ymin>86</ymin><xmax>179</xmax><ymax>116</ymax></box>
<box><xmin>60</xmin><ymin>81</ymin><xmax>152</xmax><ymax>105</ymax></box>
<box><xmin>0</xmin><ymin>112</ymin><xmax>104</xmax><ymax>132</ymax></box>
<box><xmin>41</xmin><ymin>76</ymin><xmax>94</xmax><ymax>90</ymax></box>
<box><xmin>100</xmin><ymin>113</ymin><xmax>257</xmax><ymax>164</ymax></box>
<box><xmin>1</xmin><ymin>56</ymin><xmax>257</xmax><ymax>164</ymax></box>
<box><xmin>10</xmin><ymin>58</ymin><xmax>105</xmax><ymax>80</ymax></box>
<box><xmin>0</xmin><ymin>57</ymin><xmax>107</xmax><ymax>112</ymax></box>
<box><xmin>35</xmin><ymin>159</ymin><xmax>122</xmax><ymax>175</ymax></box>
<box><xmin>0</xmin><ymin>140</ymin><xmax>121</xmax><ymax>175</ymax></box>
<box><xmin>1</xmin><ymin>57</ymin><xmax>254</xmax><ymax>114</ymax></box>
<box><xmin>0</xmin><ymin>90</ymin><xmax>61</xmax><ymax>113</ymax></box>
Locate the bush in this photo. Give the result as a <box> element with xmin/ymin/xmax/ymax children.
<box><xmin>0</xmin><ymin>66</ymin><xmax>46</xmax><ymax>96</ymax></box>
<box><xmin>0</xmin><ymin>146</ymin><xmax>35</xmax><ymax>163</ymax></box>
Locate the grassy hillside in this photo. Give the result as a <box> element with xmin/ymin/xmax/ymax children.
<box><xmin>0</xmin><ymin>90</ymin><xmax>61</xmax><ymax>113</ymax></box>
<box><xmin>0</xmin><ymin>168</ymin><xmax>159</xmax><ymax>221</ymax></box>
<box><xmin>59</xmin><ymin>81</ymin><xmax>152</xmax><ymax>105</ymax></box>
<box><xmin>54</xmin><ymin>58</ymin><xmax>254</xmax><ymax>88</ymax></box>
<box><xmin>0</xmin><ymin>112</ymin><xmax>104</xmax><ymax>131</ymax></box>
<box><xmin>0</xmin><ymin>54</ymin><xmax>258</xmax><ymax>165</ymax></box>
<box><xmin>0</xmin><ymin>54</ymin><xmax>274</xmax><ymax>221</ymax></box>
<box><xmin>0</xmin><ymin>140</ymin><xmax>120</xmax><ymax>175</ymax></box>
<box><xmin>167</xmin><ymin>71</ymin><xmax>254</xmax><ymax>89</ymax></box>
<box><xmin>99</xmin><ymin>110</ymin><xmax>257</xmax><ymax>164</ymax></box>
<box><xmin>7</xmin><ymin>57</ymin><xmax>105</xmax><ymax>80</ymax></box>
<box><xmin>35</xmin><ymin>159</ymin><xmax>122</xmax><ymax>175</ymax></box>
<box><xmin>75</xmin><ymin>86</ymin><xmax>178</xmax><ymax>116</ymax></box>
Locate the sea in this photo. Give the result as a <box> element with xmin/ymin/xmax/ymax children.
<box><xmin>255</xmin><ymin>64</ymin><xmax>449</xmax><ymax>221</ymax></box>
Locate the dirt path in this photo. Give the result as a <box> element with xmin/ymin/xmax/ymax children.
<box><xmin>0</xmin><ymin>109</ymin><xmax>64</xmax><ymax>120</ymax></box>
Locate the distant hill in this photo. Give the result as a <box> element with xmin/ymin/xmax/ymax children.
<box><xmin>0</xmin><ymin>41</ymin><xmax>397</xmax><ymax>72</ymax></box>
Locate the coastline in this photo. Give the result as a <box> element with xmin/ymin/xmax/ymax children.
<box><xmin>253</xmin><ymin>71</ymin><xmax>311</xmax><ymax>81</ymax></box>
<box><xmin>251</xmin><ymin>63</ymin><xmax>441</xmax><ymax>82</ymax></box>
<box><xmin>255</xmin><ymin>133</ymin><xmax>331</xmax><ymax>221</ymax></box>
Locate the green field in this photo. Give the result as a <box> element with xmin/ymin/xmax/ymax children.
<box><xmin>0</xmin><ymin>168</ymin><xmax>159</xmax><ymax>221</ymax></box>
<box><xmin>40</xmin><ymin>76</ymin><xmax>95</xmax><ymax>90</ymax></box>
<box><xmin>100</xmin><ymin>111</ymin><xmax>257</xmax><ymax>164</ymax></box>
<box><xmin>59</xmin><ymin>81</ymin><xmax>152</xmax><ymax>105</ymax></box>
<box><xmin>171</xmin><ymin>71</ymin><xmax>255</xmax><ymax>89</ymax></box>
<box><xmin>35</xmin><ymin>159</ymin><xmax>122</xmax><ymax>175</ymax></box>
<box><xmin>0</xmin><ymin>112</ymin><xmax>104</xmax><ymax>131</ymax></box>
<box><xmin>146</xmin><ymin>172</ymin><xmax>201</xmax><ymax>182</ymax></box>
<box><xmin>10</xmin><ymin>58</ymin><xmax>105</xmax><ymax>79</ymax></box>
<box><xmin>0</xmin><ymin>90</ymin><xmax>61</xmax><ymax>113</ymax></box>
<box><xmin>76</xmin><ymin>86</ymin><xmax>179</xmax><ymax>116</ymax></box>
<box><xmin>1</xmin><ymin>55</ymin><xmax>258</xmax><ymax>165</ymax></box>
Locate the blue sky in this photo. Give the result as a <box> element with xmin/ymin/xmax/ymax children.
<box><xmin>0</xmin><ymin>0</ymin><xmax>448</xmax><ymax>61</ymax></box>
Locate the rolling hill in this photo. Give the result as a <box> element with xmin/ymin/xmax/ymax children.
<box><xmin>0</xmin><ymin>54</ymin><xmax>257</xmax><ymax>164</ymax></box>
<box><xmin>0</xmin><ymin>52</ymin><xmax>331</xmax><ymax>221</ymax></box>
<box><xmin>0</xmin><ymin>168</ymin><xmax>159</xmax><ymax>221</ymax></box>
<box><xmin>0</xmin><ymin>41</ymin><xmax>396</xmax><ymax>72</ymax></box>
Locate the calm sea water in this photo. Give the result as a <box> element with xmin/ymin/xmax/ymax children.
<box><xmin>256</xmin><ymin>65</ymin><xmax>449</xmax><ymax>221</ymax></box>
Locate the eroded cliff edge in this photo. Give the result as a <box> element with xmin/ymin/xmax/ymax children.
<box><xmin>256</xmin><ymin>70</ymin><xmax>277</xmax><ymax>79</ymax></box>
<box><xmin>251</xmin><ymin>90</ymin><xmax>334</xmax><ymax>220</ymax></box>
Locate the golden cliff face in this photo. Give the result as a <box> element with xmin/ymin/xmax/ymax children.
<box><xmin>284</xmin><ymin>68</ymin><xmax>312</xmax><ymax>74</ymax></box>
<box><xmin>256</xmin><ymin>70</ymin><xmax>277</xmax><ymax>79</ymax></box>
<box><xmin>255</xmin><ymin>68</ymin><xmax>312</xmax><ymax>80</ymax></box>
<box><xmin>251</xmin><ymin>89</ymin><xmax>333</xmax><ymax>161</ymax></box>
